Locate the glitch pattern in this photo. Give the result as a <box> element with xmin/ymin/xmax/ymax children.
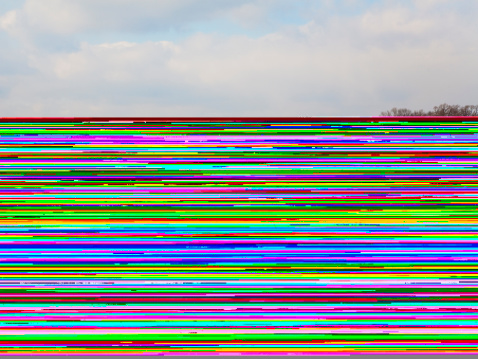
<box><xmin>0</xmin><ymin>118</ymin><xmax>478</xmax><ymax>355</ymax></box>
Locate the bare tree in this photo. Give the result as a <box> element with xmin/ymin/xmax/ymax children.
<box><xmin>459</xmin><ymin>105</ymin><xmax>478</xmax><ymax>116</ymax></box>
<box><xmin>381</xmin><ymin>108</ymin><xmax>415</xmax><ymax>116</ymax></box>
<box><xmin>380</xmin><ymin>103</ymin><xmax>478</xmax><ymax>116</ymax></box>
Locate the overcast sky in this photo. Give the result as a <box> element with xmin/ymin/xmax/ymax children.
<box><xmin>0</xmin><ymin>0</ymin><xmax>477</xmax><ymax>116</ymax></box>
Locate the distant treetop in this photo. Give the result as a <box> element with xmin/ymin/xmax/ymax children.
<box><xmin>380</xmin><ymin>103</ymin><xmax>478</xmax><ymax>116</ymax></box>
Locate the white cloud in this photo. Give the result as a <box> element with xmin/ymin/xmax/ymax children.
<box><xmin>0</xmin><ymin>0</ymin><xmax>477</xmax><ymax>116</ymax></box>
<box><xmin>22</xmin><ymin>0</ymin><xmax>87</xmax><ymax>35</ymax></box>
<box><xmin>227</xmin><ymin>3</ymin><xmax>267</xmax><ymax>29</ymax></box>
<box><xmin>4</xmin><ymin>0</ymin><xmax>253</xmax><ymax>36</ymax></box>
<box><xmin>0</xmin><ymin>10</ymin><xmax>16</xmax><ymax>30</ymax></box>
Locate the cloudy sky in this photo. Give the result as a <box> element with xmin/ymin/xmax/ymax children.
<box><xmin>0</xmin><ymin>0</ymin><xmax>477</xmax><ymax>116</ymax></box>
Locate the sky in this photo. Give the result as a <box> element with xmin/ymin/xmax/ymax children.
<box><xmin>0</xmin><ymin>0</ymin><xmax>477</xmax><ymax>117</ymax></box>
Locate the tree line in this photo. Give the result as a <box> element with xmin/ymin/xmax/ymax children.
<box><xmin>380</xmin><ymin>103</ymin><xmax>478</xmax><ymax>116</ymax></box>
